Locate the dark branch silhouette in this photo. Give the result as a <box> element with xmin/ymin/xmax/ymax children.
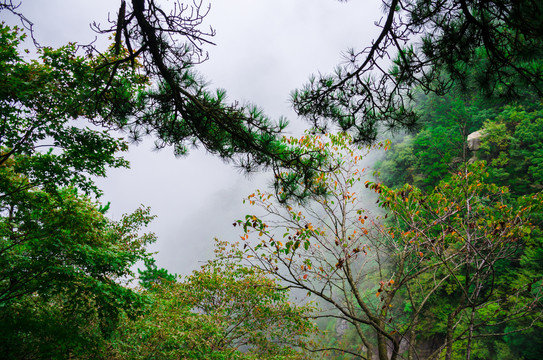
<box><xmin>292</xmin><ymin>0</ymin><xmax>543</xmax><ymax>144</ymax></box>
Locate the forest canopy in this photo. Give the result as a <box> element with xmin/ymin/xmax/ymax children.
<box><xmin>1</xmin><ymin>0</ymin><xmax>542</xmax><ymax>359</ymax></box>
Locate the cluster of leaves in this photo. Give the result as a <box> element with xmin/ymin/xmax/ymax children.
<box><xmin>0</xmin><ymin>22</ymin><xmax>156</xmax><ymax>357</ymax></box>
<box><xmin>380</xmin><ymin>162</ymin><xmax>543</xmax><ymax>359</ymax></box>
<box><xmin>109</xmin><ymin>240</ymin><xmax>317</xmax><ymax>360</ymax></box>
<box><xmin>368</xmin><ymin>35</ymin><xmax>543</xmax><ymax>355</ymax></box>
<box><xmin>291</xmin><ymin>0</ymin><xmax>543</xmax><ymax>144</ymax></box>
<box><xmin>374</xmin><ymin>88</ymin><xmax>507</xmax><ymax>190</ymax></box>
<box><xmin>0</xmin><ymin>8</ymin><xmax>323</xmax><ymax>358</ymax></box>
<box><xmin>0</xmin><ymin>22</ymin><xmax>147</xmax><ymax>195</ymax></box>
<box><xmin>2</xmin><ymin>0</ymin><xmax>543</xmax><ymax>358</ymax></box>
<box><xmin>376</xmin><ymin>93</ymin><xmax>543</xmax><ymax>195</ymax></box>
<box><xmin>238</xmin><ymin>133</ymin><xmax>543</xmax><ymax>359</ymax></box>
<box><xmin>479</xmin><ymin>105</ymin><xmax>543</xmax><ymax>195</ymax></box>
<box><xmin>0</xmin><ymin>197</ymin><xmax>156</xmax><ymax>358</ymax></box>
<box><xmin>82</xmin><ymin>0</ymin><xmax>332</xmax><ymax>195</ymax></box>
<box><xmin>266</xmin><ymin>132</ymin><xmax>385</xmax><ymax>202</ymax></box>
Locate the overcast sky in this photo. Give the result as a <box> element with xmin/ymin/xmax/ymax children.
<box><xmin>3</xmin><ymin>0</ymin><xmax>383</xmax><ymax>275</ymax></box>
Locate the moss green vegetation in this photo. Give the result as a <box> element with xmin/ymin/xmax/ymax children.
<box><xmin>2</xmin><ymin>0</ymin><xmax>543</xmax><ymax>358</ymax></box>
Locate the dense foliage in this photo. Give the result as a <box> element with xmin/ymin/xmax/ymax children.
<box><xmin>375</xmin><ymin>92</ymin><xmax>543</xmax><ymax>193</ymax></box>
<box><xmin>238</xmin><ymin>134</ymin><xmax>543</xmax><ymax>359</ymax></box>
<box><xmin>0</xmin><ymin>22</ymin><xmax>156</xmax><ymax>357</ymax></box>
<box><xmin>292</xmin><ymin>0</ymin><xmax>543</xmax><ymax>143</ymax></box>
<box><xmin>2</xmin><ymin>0</ymin><xmax>542</xmax><ymax>358</ymax></box>
<box><xmin>0</xmin><ymin>15</ymin><xmax>318</xmax><ymax>358</ymax></box>
<box><xmin>110</xmin><ymin>241</ymin><xmax>316</xmax><ymax>359</ymax></box>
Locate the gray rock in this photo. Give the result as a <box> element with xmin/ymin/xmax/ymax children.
<box><xmin>467</xmin><ymin>130</ymin><xmax>485</xmax><ymax>151</ymax></box>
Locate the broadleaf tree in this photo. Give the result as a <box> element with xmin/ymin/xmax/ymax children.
<box><xmin>1</xmin><ymin>0</ymin><xmax>332</xmax><ymax>203</ymax></box>
<box><xmin>0</xmin><ymin>21</ymin><xmax>156</xmax><ymax>358</ymax></box>
<box><xmin>110</xmin><ymin>239</ymin><xmax>318</xmax><ymax>360</ymax></box>
<box><xmin>237</xmin><ymin>133</ymin><xmax>543</xmax><ymax>360</ymax></box>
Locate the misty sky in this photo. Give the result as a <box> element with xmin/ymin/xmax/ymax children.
<box><xmin>2</xmin><ymin>0</ymin><xmax>383</xmax><ymax>275</ymax></box>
